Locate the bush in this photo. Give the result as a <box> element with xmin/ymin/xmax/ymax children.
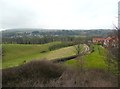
<box><xmin>2</xmin><ymin>60</ymin><xmax>64</xmax><ymax>87</ymax></box>
<box><xmin>42</xmin><ymin>69</ymin><xmax>118</xmax><ymax>87</ymax></box>
<box><xmin>2</xmin><ymin>60</ymin><xmax>118</xmax><ymax>87</ymax></box>
<box><xmin>40</xmin><ymin>50</ymin><xmax>47</xmax><ymax>53</ymax></box>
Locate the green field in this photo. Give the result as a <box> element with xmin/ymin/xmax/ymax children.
<box><xmin>64</xmin><ymin>45</ymin><xmax>113</xmax><ymax>70</ymax></box>
<box><xmin>83</xmin><ymin>45</ymin><xmax>107</xmax><ymax>69</ymax></box>
<box><xmin>2</xmin><ymin>42</ymin><xmax>117</xmax><ymax>72</ymax></box>
<box><xmin>2</xmin><ymin>42</ymin><xmax>77</xmax><ymax>68</ymax></box>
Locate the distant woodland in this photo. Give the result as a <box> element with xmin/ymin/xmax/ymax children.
<box><xmin>2</xmin><ymin>29</ymin><xmax>115</xmax><ymax>44</ymax></box>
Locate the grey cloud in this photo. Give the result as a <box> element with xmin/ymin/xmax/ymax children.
<box><xmin>0</xmin><ymin>0</ymin><xmax>36</xmax><ymax>29</ymax></box>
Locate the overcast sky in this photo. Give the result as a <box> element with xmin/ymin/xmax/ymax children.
<box><xmin>0</xmin><ymin>0</ymin><xmax>119</xmax><ymax>30</ymax></box>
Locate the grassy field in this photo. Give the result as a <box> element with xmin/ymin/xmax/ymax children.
<box><xmin>46</xmin><ymin>46</ymin><xmax>76</xmax><ymax>60</ymax></box>
<box><xmin>2</xmin><ymin>42</ymin><xmax>78</xmax><ymax>68</ymax></box>
<box><xmin>83</xmin><ymin>45</ymin><xmax>107</xmax><ymax>69</ymax></box>
<box><xmin>2</xmin><ymin>42</ymin><xmax>60</xmax><ymax>68</ymax></box>
<box><xmin>3</xmin><ymin>43</ymin><xmax>117</xmax><ymax>71</ymax></box>
<box><xmin>64</xmin><ymin>45</ymin><xmax>110</xmax><ymax>69</ymax></box>
<box><xmin>2</xmin><ymin>43</ymin><xmax>118</xmax><ymax>87</ymax></box>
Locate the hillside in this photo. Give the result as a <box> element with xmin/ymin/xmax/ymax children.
<box><xmin>2</xmin><ymin>42</ymin><xmax>61</xmax><ymax>68</ymax></box>
<box><xmin>64</xmin><ymin>45</ymin><xmax>118</xmax><ymax>72</ymax></box>
<box><xmin>2</xmin><ymin>42</ymin><xmax>81</xmax><ymax>68</ymax></box>
<box><xmin>2</xmin><ymin>43</ymin><xmax>118</xmax><ymax>87</ymax></box>
<box><xmin>2</xmin><ymin>29</ymin><xmax>113</xmax><ymax>38</ymax></box>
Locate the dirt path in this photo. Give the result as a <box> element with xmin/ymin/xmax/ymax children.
<box><xmin>81</xmin><ymin>44</ymin><xmax>90</xmax><ymax>54</ymax></box>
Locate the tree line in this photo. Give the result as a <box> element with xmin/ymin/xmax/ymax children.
<box><xmin>2</xmin><ymin>36</ymin><xmax>89</xmax><ymax>44</ymax></box>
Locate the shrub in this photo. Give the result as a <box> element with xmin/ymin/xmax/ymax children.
<box><xmin>2</xmin><ymin>60</ymin><xmax>118</xmax><ymax>87</ymax></box>
<box><xmin>2</xmin><ymin>60</ymin><xmax>64</xmax><ymax>87</ymax></box>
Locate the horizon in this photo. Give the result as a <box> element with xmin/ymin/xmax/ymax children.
<box><xmin>1</xmin><ymin>28</ymin><xmax>115</xmax><ymax>32</ymax></box>
<box><xmin>1</xmin><ymin>28</ymin><xmax>114</xmax><ymax>31</ymax></box>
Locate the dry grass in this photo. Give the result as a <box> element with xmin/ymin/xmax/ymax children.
<box><xmin>39</xmin><ymin>69</ymin><xmax>118</xmax><ymax>87</ymax></box>
<box><xmin>2</xmin><ymin>60</ymin><xmax>118</xmax><ymax>87</ymax></box>
<box><xmin>2</xmin><ymin>60</ymin><xmax>64</xmax><ymax>87</ymax></box>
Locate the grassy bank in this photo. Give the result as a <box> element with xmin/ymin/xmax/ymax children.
<box><xmin>2</xmin><ymin>42</ymin><xmax>61</xmax><ymax>68</ymax></box>
<box><xmin>64</xmin><ymin>45</ymin><xmax>110</xmax><ymax>70</ymax></box>
<box><xmin>2</xmin><ymin>42</ymin><xmax>77</xmax><ymax>68</ymax></box>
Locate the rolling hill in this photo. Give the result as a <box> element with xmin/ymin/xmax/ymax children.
<box><xmin>2</xmin><ymin>42</ymin><xmax>79</xmax><ymax>68</ymax></box>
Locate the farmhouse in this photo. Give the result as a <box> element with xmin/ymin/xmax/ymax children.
<box><xmin>92</xmin><ymin>37</ymin><xmax>105</xmax><ymax>44</ymax></box>
<box><xmin>92</xmin><ymin>36</ymin><xmax>119</xmax><ymax>48</ymax></box>
<box><xmin>103</xmin><ymin>37</ymin><xmax>112</xmax><ymax>46</ymax></box>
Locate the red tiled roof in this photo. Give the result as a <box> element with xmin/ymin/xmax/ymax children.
<box><xmin>93</xmin><ymin>35</ymin><xmax>119</xmax><ymax>42</ymax></box>
<box><xmin>105</xmin><ymin>37</ymin><xmax>112</xmax><ymax>41</ymax></box>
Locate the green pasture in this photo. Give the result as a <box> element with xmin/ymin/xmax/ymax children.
<box><xmin>2</xmin><ymin>42</ymin><xmax>78</xmax><ymax>68</ymax></box>
<box><xmin>83</xmin><ymin>45</ymin><xmax>107</xmax><ymax>69</ymax></box>
<box><xmin>2</xmin><ymin>42</ymin><xmax>60</xmax><ymax>68</ymax></box>
<box><xmin>65</xmin><ymin>45</ymin><xmax>112</xmax><ymax>70</ymax></box>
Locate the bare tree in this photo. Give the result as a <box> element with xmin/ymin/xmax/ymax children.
<box><xmin>74</xmin><ymin>44</ymin><xmax>81</xmax><ymax>55</ymax></box>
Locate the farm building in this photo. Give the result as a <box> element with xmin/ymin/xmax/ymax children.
<box><xmin>92</xmin><ymin>36</ymin><xmax>119</xmax><ymax>48</ymax></box>
<box><xmin>92</xmin><ymin>37</ymin><xmax>105</xmax><ymax>44</ymax></box>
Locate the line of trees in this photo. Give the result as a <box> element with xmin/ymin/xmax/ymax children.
<box><xmin>2</xmin><ymin>36</ymin><xmax>89</xmax><ymax>44</ymax></box>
